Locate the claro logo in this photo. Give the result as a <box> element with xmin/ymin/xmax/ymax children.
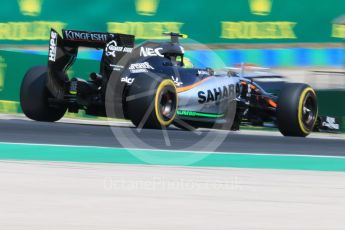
<box><xmin>140</xmin><ymin>47</ymin><xmax>163</xmax><ymax>57</ymax></box>
<box><xmin>48</xmin><ymin>31</ymin><xmax>57</xmax><ymax>62</ymax></box>
<box><xmin>121</xmin><ymin>76</ymin><xmax>135</xmax><ymax>84</ymax></box>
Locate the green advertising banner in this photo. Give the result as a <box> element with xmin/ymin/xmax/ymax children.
<box><xmin>0</xmin><ymin>0</ymin><xmax>344</xmax><ymax>45</ymax></box>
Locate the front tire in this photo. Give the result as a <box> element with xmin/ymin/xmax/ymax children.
<box><xmin>276</xmin><ymin>83</ymin><xmax>318</xmax><ymax>137</ymax></box>
<box><xmin>20</xmin><ymin>66</ymin><xmax>67</xmax><ymax>122</ymax></box>
<box><xmin>126</xmin><ymin>77</ymin><xmax>177</xmax><ymax>129</ymax></box>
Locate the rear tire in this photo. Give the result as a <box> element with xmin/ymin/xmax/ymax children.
<box><xmin>126</xmin><ymin>77</ymin><xmax>177</xmax><ymax>129</ymax></box>
<box><xmin>276</xmin><ymin>83</ymin><xmax>318</xmax><ymax>137</ymax></box>
<box><xmin>20</xmin><ymin>66</ymin><xmax>67</xmax><ymax>122</ymax></box>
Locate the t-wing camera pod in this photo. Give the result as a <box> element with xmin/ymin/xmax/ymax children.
<box><xmin>162</xmin><ymin>32</ymin><xmax>185</xmax><ymax>43</ymax></box>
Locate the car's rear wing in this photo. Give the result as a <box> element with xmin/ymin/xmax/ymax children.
<box><xmin>61</xmin><ymin>29</ymin><xmax>135</xmax><ymax>48</ymax></box>
<box><xmin>47</xmin><ymin>28</ymin><xmax>135</xmax><ymax>99</ymax></box>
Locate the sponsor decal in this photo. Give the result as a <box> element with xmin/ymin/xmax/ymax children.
<box><xmin>123</xmin><ymin>47</ymin><xmax>133</xmax><ymax>52</ymax></box>
<box><xmin>48</xmin><ymin>31</ymin><xmax>57</xmax><ymax>62</ymax></box>
<box><xmin>171</xmin><ymin>76</ymin><xmax>183</xmax><ymax>87</ymax></box>
<box><xmin>135</xmin><ymin>0</ymin><xmax>160</xmax><ymax>16</ymax></box>
<box><xmin>130</xmin><ymin>69</ymin><xmax>148</xmax><ymax>73</ymax></box>
<box><xmin>0</xmin><ymin>21</ymin><xmax>65</xmax><ymax>40</ymax></box>
<box><xmin>128</xmin><ymin>62</ymin><xmax>154</xmax><ymax>74</ymax></box>
<box><xmin>140</xmin><ymin>47</ymin><xmax>163</xmax><ymax>57</ymax></box>
<box><xmin>0</xmin><ymin>56</ymin><xmax>6</xmax><ymax>92</ymax></box>
<box><xmin>18</xmin><ymin>0</ymin><xmax>44</xmax><ymax>17</ymax></box>
<box><xmin>121</xmin><ymin>76</ymin><xmax>135</xmax><ymax>84</ymax></box>
<box><xmin>249</xmin><ymin>0</ymin><xmax>273</xmax><ymax>16</ymax></box>
<box><xmin>106</xmin><ymin>40</ymin><xmax>119</xmax><ymax>57</ymax></box>
<box><xmin>198</xmin><ymin>84</ymin><xmax>235</xmax><ymax>104</ymax></box>
<box><xmin>177</xmin><ymin>110</ymin><xmax>224</xmax><ymax>118</ymax></box>
<box><xmin>221</xmin><ymin>21</ymin><xmax>297</xmax><ymax>39</ymax></box>
<box><xmin>64</xmin><ymin>30</ymin><xmax>108</xmax><ymax>42</ymax></box>
<box><xmin>110</xmin><ymin>64</ymin><xmax>124</xmax><ymax>71</ymax></box>
<box><xmin>332</xmin><ymin>24</ymin><xmax>345</xmax><ymax>38</ymax></box>
<box><xmin>197</xmin><ymin>70</ymin><xmax>209</xmax><ymax>76</ymax></box>
<box><xmin>129</xmin><ymin>62</ymin><xmax>154</xmax><ymax>70</ymax></box>
<box><xmin>106</xmin><ymin>40</ymin><xmax>133</xmax><ymax>57</ymax></box>
<box><xmin>322</xmin><ymin>116</ymin><xmax>340</xmax><ymax>130</ymax></box>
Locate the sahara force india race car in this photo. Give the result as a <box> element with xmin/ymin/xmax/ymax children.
<box><xmin>20</xmin><ymin>28</ymin><xmax>334</xmax><ymax>137</ymax></box>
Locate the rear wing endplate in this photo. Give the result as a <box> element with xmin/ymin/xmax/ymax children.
<box><xmin>47</xmin><ymin>28</ymin><xmax>135</xmax><ymax>99</ymax></box>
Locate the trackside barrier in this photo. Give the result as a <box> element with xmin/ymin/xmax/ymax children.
<box><xmin>0</xmin><ymin>50</ymin><xmax>99</xmax><ymax>118</ymax></box>
<box><xmin>0</xmin><ymin>49</ymin><xmax>98</xmax><ymax>109</ymax></box>
<box><xmin>14</xmin><ymin>47</ymin><xmax>345</xmax><ymax>68</ymax></box>
<box><xmin>0</xmin><ymin>0</ymin><xmax>344</xmax><ymax>45</ymax></box>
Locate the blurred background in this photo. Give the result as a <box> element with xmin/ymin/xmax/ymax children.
<box><xmin>0</xmin><ymin>0</ymin><xmax>344</xmax><ymax>130</ymax></box>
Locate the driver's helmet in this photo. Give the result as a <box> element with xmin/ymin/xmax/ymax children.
<box><xmin>183</xmin><ymin>57</ymin><xmax>193</xmax><ymax>68</ymax></box>
<box><xmin>172</xmin><ymin>56</ymin><xmax>193</xmax><ymax>68</ymax></box>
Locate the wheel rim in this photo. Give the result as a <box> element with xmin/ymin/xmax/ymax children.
<box><xmin>158</xmin><ymin>85</ymin><xmax>177</xmax><ymax>122</ymax></box>
<box><xmin>301</xmin><ymin>92</ymin><xmax>317</xmax><ymax>130</ymax></box>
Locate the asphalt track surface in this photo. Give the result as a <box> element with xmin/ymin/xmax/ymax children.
<box><xmin>1</xmin><ymin>117</ymin><xmax>345</xmax><ymax>230</ymax></box>
<box><xmin>0</xmin><ymin>117</ymin><xmax>344</xmax><ymax>156</ymax></box>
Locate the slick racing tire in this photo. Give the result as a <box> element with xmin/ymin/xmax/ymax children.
<box><xmin>126</xmin><ymin>77</ymin><xmax>178</xmax><ymax>129</ymax></box>
<box><xmin>276</xmin><ymin>83</ymin><xmax>318</xmax><ymax>137</ymax></box>
<box><xmin>20</xmin><ymin>66</ymin><xmax>67</xmax><ymax>122</ymax></box>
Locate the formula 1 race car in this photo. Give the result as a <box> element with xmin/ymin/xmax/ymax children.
<box><xmin>20</xmin><ymin>29</ymin><xmax>322</xmax><ymax>137</ymax></box>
